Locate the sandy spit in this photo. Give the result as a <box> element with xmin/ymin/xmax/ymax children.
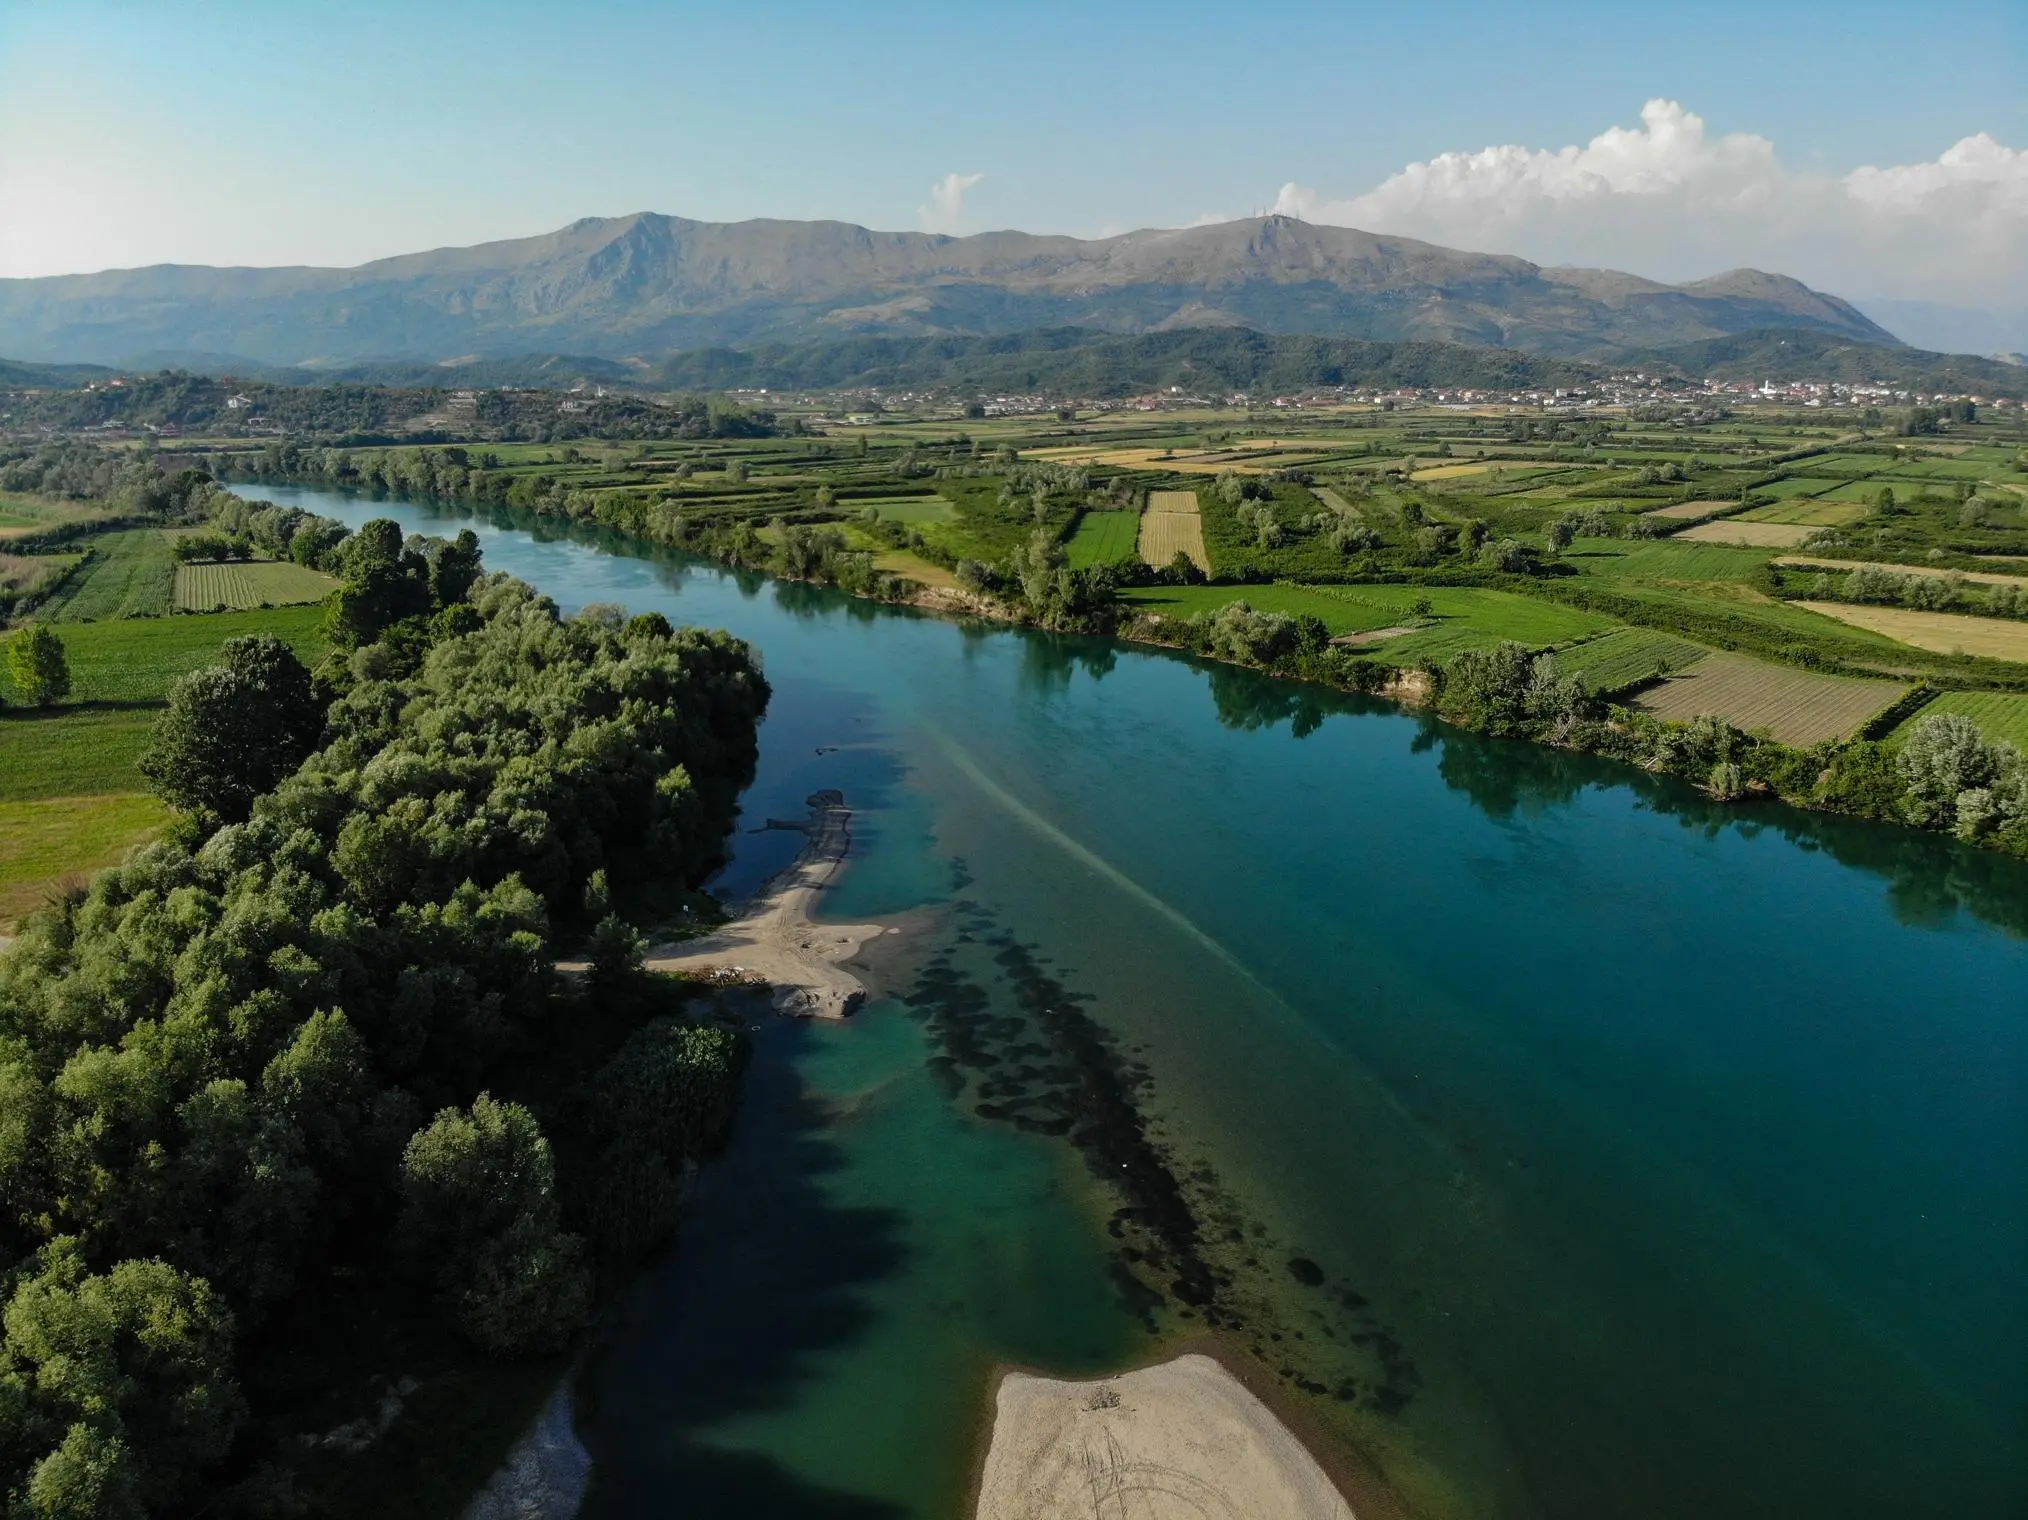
<box><xmin>644</xmin><ymin>790</ymin><xmax>887</xmax><ymax>1018</ymax></box>
<box><xmin>461</xmin><ymin>1376</ymin><xmax>591</xmax><ymax>1520</ymax></box>
<box><xmin>974</xmin><ymin>1353</ymin><xmax>1356</xmax><ymax>1520</ymax></box>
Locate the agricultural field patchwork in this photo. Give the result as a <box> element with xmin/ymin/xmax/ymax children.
<box><xmin>1633</xmin><ymin>652</ymin><xmax>1905</xmax><ymax>744</ymax></box>
<box><xmin>1793</xmin><ymin>602</ymin><xmax>2028</xmax><ymax>662</ymax></box>
<box><xmin>1139</xmin><ymin>490</ymin><xmax>1211</xmax><ymax>574</ymax></box>
<box><xmin>1065</xmin><ymin>510</ymin><xmax>1141</xmax><ymax>568</ymax></box>
<box><xmin>173</xmin><ymin>559</ymin><xmax>341</xmax><ymax>610</ymax></box>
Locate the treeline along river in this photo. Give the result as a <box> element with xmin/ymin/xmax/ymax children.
<box><xmin>259</xmin><ymin>484</ymin><xmax>2028</xmax><ymax>1520</ymax></box>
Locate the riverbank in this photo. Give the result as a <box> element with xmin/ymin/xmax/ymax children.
<box><xmin>645</xmin><ymin>789</ymin><xmax>890</xmax><ymax>1018</ymax></box>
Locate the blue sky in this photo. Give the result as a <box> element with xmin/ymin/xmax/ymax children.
<box><xmin>1</xmin><ymin>0</ymin><xmax>2023</xmax><ymax>315</ymax></box>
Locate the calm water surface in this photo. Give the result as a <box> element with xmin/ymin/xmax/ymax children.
<box><xmin>265</xmin><ymin>485</ymin><xmax>2028</xmax><ymax>1519</ymax></box>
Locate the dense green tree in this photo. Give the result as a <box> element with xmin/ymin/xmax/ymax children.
<box><xmin>7</xmin><ymin>627</ymin><xmax>70</xmax><ymax>708</ymax></box>
<box><xmin>140</xmin><ymin>636</ymin><xmax>324</xmax><ymax>823</ymax></box>
<box><xmin>0</xmin><ymin>572</ymin><xmax>767</xmax><ymax>1504</ymax></box>
<box><xmin>398</xmin><ymin>1096</ymin><xmax>590</xmax><ymax>1355</ymax></box>
<box><xmin>0</xmin><ymin>1243</ymin><xmax>243</xmax><ymax>1517</ymax></box>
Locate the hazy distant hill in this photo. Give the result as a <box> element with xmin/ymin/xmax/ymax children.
<box><xmin>653</xmin><ymin>327</ymin><xmax>1600</xmax><ymax>396</ymax></box>
<box><xmin>0</xmin><ymin>213</ymin><xmax>1898</xmax><ymax>367</ymax></box>
<box><xmin>1632</xmin><ymin>329</ymin><xmax>2028</xmax><ymax>396</ymax></box>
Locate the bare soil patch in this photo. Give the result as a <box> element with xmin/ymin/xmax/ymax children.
<box><xmin>1632</xmin><ymin>652</ymin><xmax>1904</xmax><ymax>743</ymax></box>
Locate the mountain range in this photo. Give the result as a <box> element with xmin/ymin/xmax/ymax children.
<box><xmin>0</xmin><ymin>213</ymin><xmax>1901</xmax><ymax>369</ymax></box>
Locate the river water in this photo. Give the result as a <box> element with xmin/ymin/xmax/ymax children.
<box><xmin>261</xmin><ymin>485</ymin><xmax>2028</xmax><ymax>1519</ymax></box>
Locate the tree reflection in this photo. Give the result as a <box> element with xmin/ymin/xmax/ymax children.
<box><xmin>1416</xmin><ymin>719</ymin><xmax>2028</xmax><ymax>936</ymax></box>
<box><xmin>1017</xmin><ymin>631</ymin><xmax>1117</xmax><ymax>693</ymax></box>
<box><xmin>1203</xmin><ymin>661</ymin><xmax>1367</xmax><ymax>737</ymax></box>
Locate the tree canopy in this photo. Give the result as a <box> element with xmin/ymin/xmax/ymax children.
<box><xmin>0</xmin><ymin>560</ymin><xmax>768</xmax><ymax>1511</ymax></box>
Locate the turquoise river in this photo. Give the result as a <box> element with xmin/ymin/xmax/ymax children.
<box><xmin>266</xmin><ymin>484</ymin><xmax>2028</xmax><ymax>1519</ymax></box>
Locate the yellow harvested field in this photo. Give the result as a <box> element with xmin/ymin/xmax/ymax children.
<box><xmin>1793</xmin><ymin>602</ymin><xmax>2028</xmax><ymax>662</ymax></box>
<box><xmin>1774</xmin><ymin>557</ymin><xmax>2028</xmax><ymax>590</ymax></box>
<box><xmin>871</xmin><ymin>550</ymin><xmax>961</xmax><ymax>590</ymax></box>
<box><xmin>1672</xmin><ymin>520</ymin><xmax>1817</xmax><ymax>547</ymax></box>
<box><xmin>1139</xmin><ymin>490</ymin><xmax>1210</xmax><ymax>574</ymax></box>
<box><xmin>1633</xmin><ymin>652</ymin><xmax>1905</xmax><ymax>744</ymax></box>
<box><xmin>1644</xmin><ymin>500</ymin><xmax>1733</xmax><ymax>520</ymax></box>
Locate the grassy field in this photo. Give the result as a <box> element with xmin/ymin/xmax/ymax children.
<box><xmin>0</xmin><ymin>793</ymin><xmax>168</xmax><ymax>929</ymax></box>
<box><xmin>1554</xmin><ymin>628</ymin><xmax>1709</xmax><ymax>694</ymax></box>
<box><xmin>1738</xmin><ymin>499</ymin><xmax>1870</xmax><ymax>526</ymax></box>
<box><xmin>1065</xmin><ymin>510</ymin><xmax>1142</xmax><ymax>569</ymax></box>
<box><xmin>33</xmin><ymin>528</ymin><xmax>176</xmax><ymax>620</ymax></box>
<box><xmin>0</xmin><ymin>604</ymin><xmax>332</xmax><ymax>926</ymax></box>
<box><xmin>1892</xmin><ymin>690</ymin><xmax>2028</xmax><ymax>750</ymax></box>
<box><xmin>1673</xmin><ymin>520</ymin><xmax>1816</xmax><ymax>548</ymax></box>
<box><xmin>0</xmin><ymin>706</ymin><xmax>160</xmax><ymax>800</ymax></box>
<box><xmin>1643</xmin><ymin>500</ymin><xmax>1732</xmax><ymax>521</ymax></box>
<box><xmin>174</xmin><ymin>559</ymin><xmax>341</xmax><ymax>610</ymax></box>
<box><xmin>1794</xmin><ymin>602</ymin><xmax>2028</xmax><ymax>661</ymax></box>
<box><xmin>0</xmin><ymin>604</ymin><xmax>328</xmax><ymax>705</ymax></box>
<box><xmin>1123</xmin><ymin>581</ymin><xmax>1612</xmax><ymax>652</ymax></box>
<box><xmin>0</xmin><ymin>491</ymin><xmax>114</xmax><ymax>539</ymax></box>
<box><xmin>871</xmin><ymin>549</ymin><xmax>961</xmax><ymax>589</ymax></box>
<box><xmin>1633</xmin><ymin>652</ymin><xmax>1904</xmax><ymax>744</ymax></box>
<box><xmin>1567</xmin><ymin>540</ymin><xmax>1774</xmax><ymax>582</ymax></box>
<box><xmin>1754</xmin><ymin>477</ymin><xmax>1845</xmax><ymax>500</ymax></box>
<box><xmin>1139</xmin><ymin>490</ymin><xmax>1210</xmax><ymax>574</ymax></box>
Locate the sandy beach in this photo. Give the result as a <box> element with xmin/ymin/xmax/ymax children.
<box><xmin>974</xmin><ymin>1353</ymin><xmax>1356</xmax><ymax>1520</ymax></box>
<box><xmin>644</xmin><ymin>789</ymin><xmax>886</xmax><ymax>1018</ymax></box>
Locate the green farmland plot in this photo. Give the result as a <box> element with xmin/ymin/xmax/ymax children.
<box><xmin>33</xmin><ymin>528</ymin><xmax>176</xmax><ymax>621</ymax></box>
<box><xmin>1565</xmin><ymin>540</ymin><xmax>1774</xmax><ymax>582</ymax></box>
<box><xmin>1122</xmin><ymin>581</ymin><xmax>1614</xmax><ymax>652</ymax></box>
<box><xmin>173</xmin><ymin>559</ymin><xmax>341</xmax><ymax>611</ymax></box>
<box><xmin>1554</xmin><ymin>628</ymin><xmax>1709</xmax><ymax>695</ymax></box>
<box><xmin>1066</xmin><ymin>510</ymin><xmax>1142</xmax><ymax>568</ymax></box>
<box><xmin>1891</xmin><ymin>690</ymin><xmax>2028</xmax><ymax>750</ymax></box>
<box><xmin>0</xmin><ymin>604</ymin><xmax>329</xmax><ymax>706</ymax></box>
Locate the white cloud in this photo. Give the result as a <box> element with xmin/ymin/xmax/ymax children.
<box><xmin>1270</xmin><ymin>100</ymin><xmax>2028</xmax><ymax>314</ymax></box>
<box><xmin>919</xmin><ymin>171</ymin><xmax>985</xmax><ymax>234</ymax></box>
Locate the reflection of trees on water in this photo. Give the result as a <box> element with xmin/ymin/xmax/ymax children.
<box><xmin>1413</xmin><ymin>716</ymin><xmax>1594</xmax><ymax>818</ymax></box>
<box><xmin>1017</xmin><ymin>631</ymin><xmax>1117</xmax><ymax>693</ymax></box>
<box><xmin>1418</xmin><ymin>720</ymin><xmax>2028</xmax><ymax>937</ymax></box>
<box><xmin>1203</xmin><ymin>661</ymin><xmax>1381</xmax><ymax>738</ymax></box>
